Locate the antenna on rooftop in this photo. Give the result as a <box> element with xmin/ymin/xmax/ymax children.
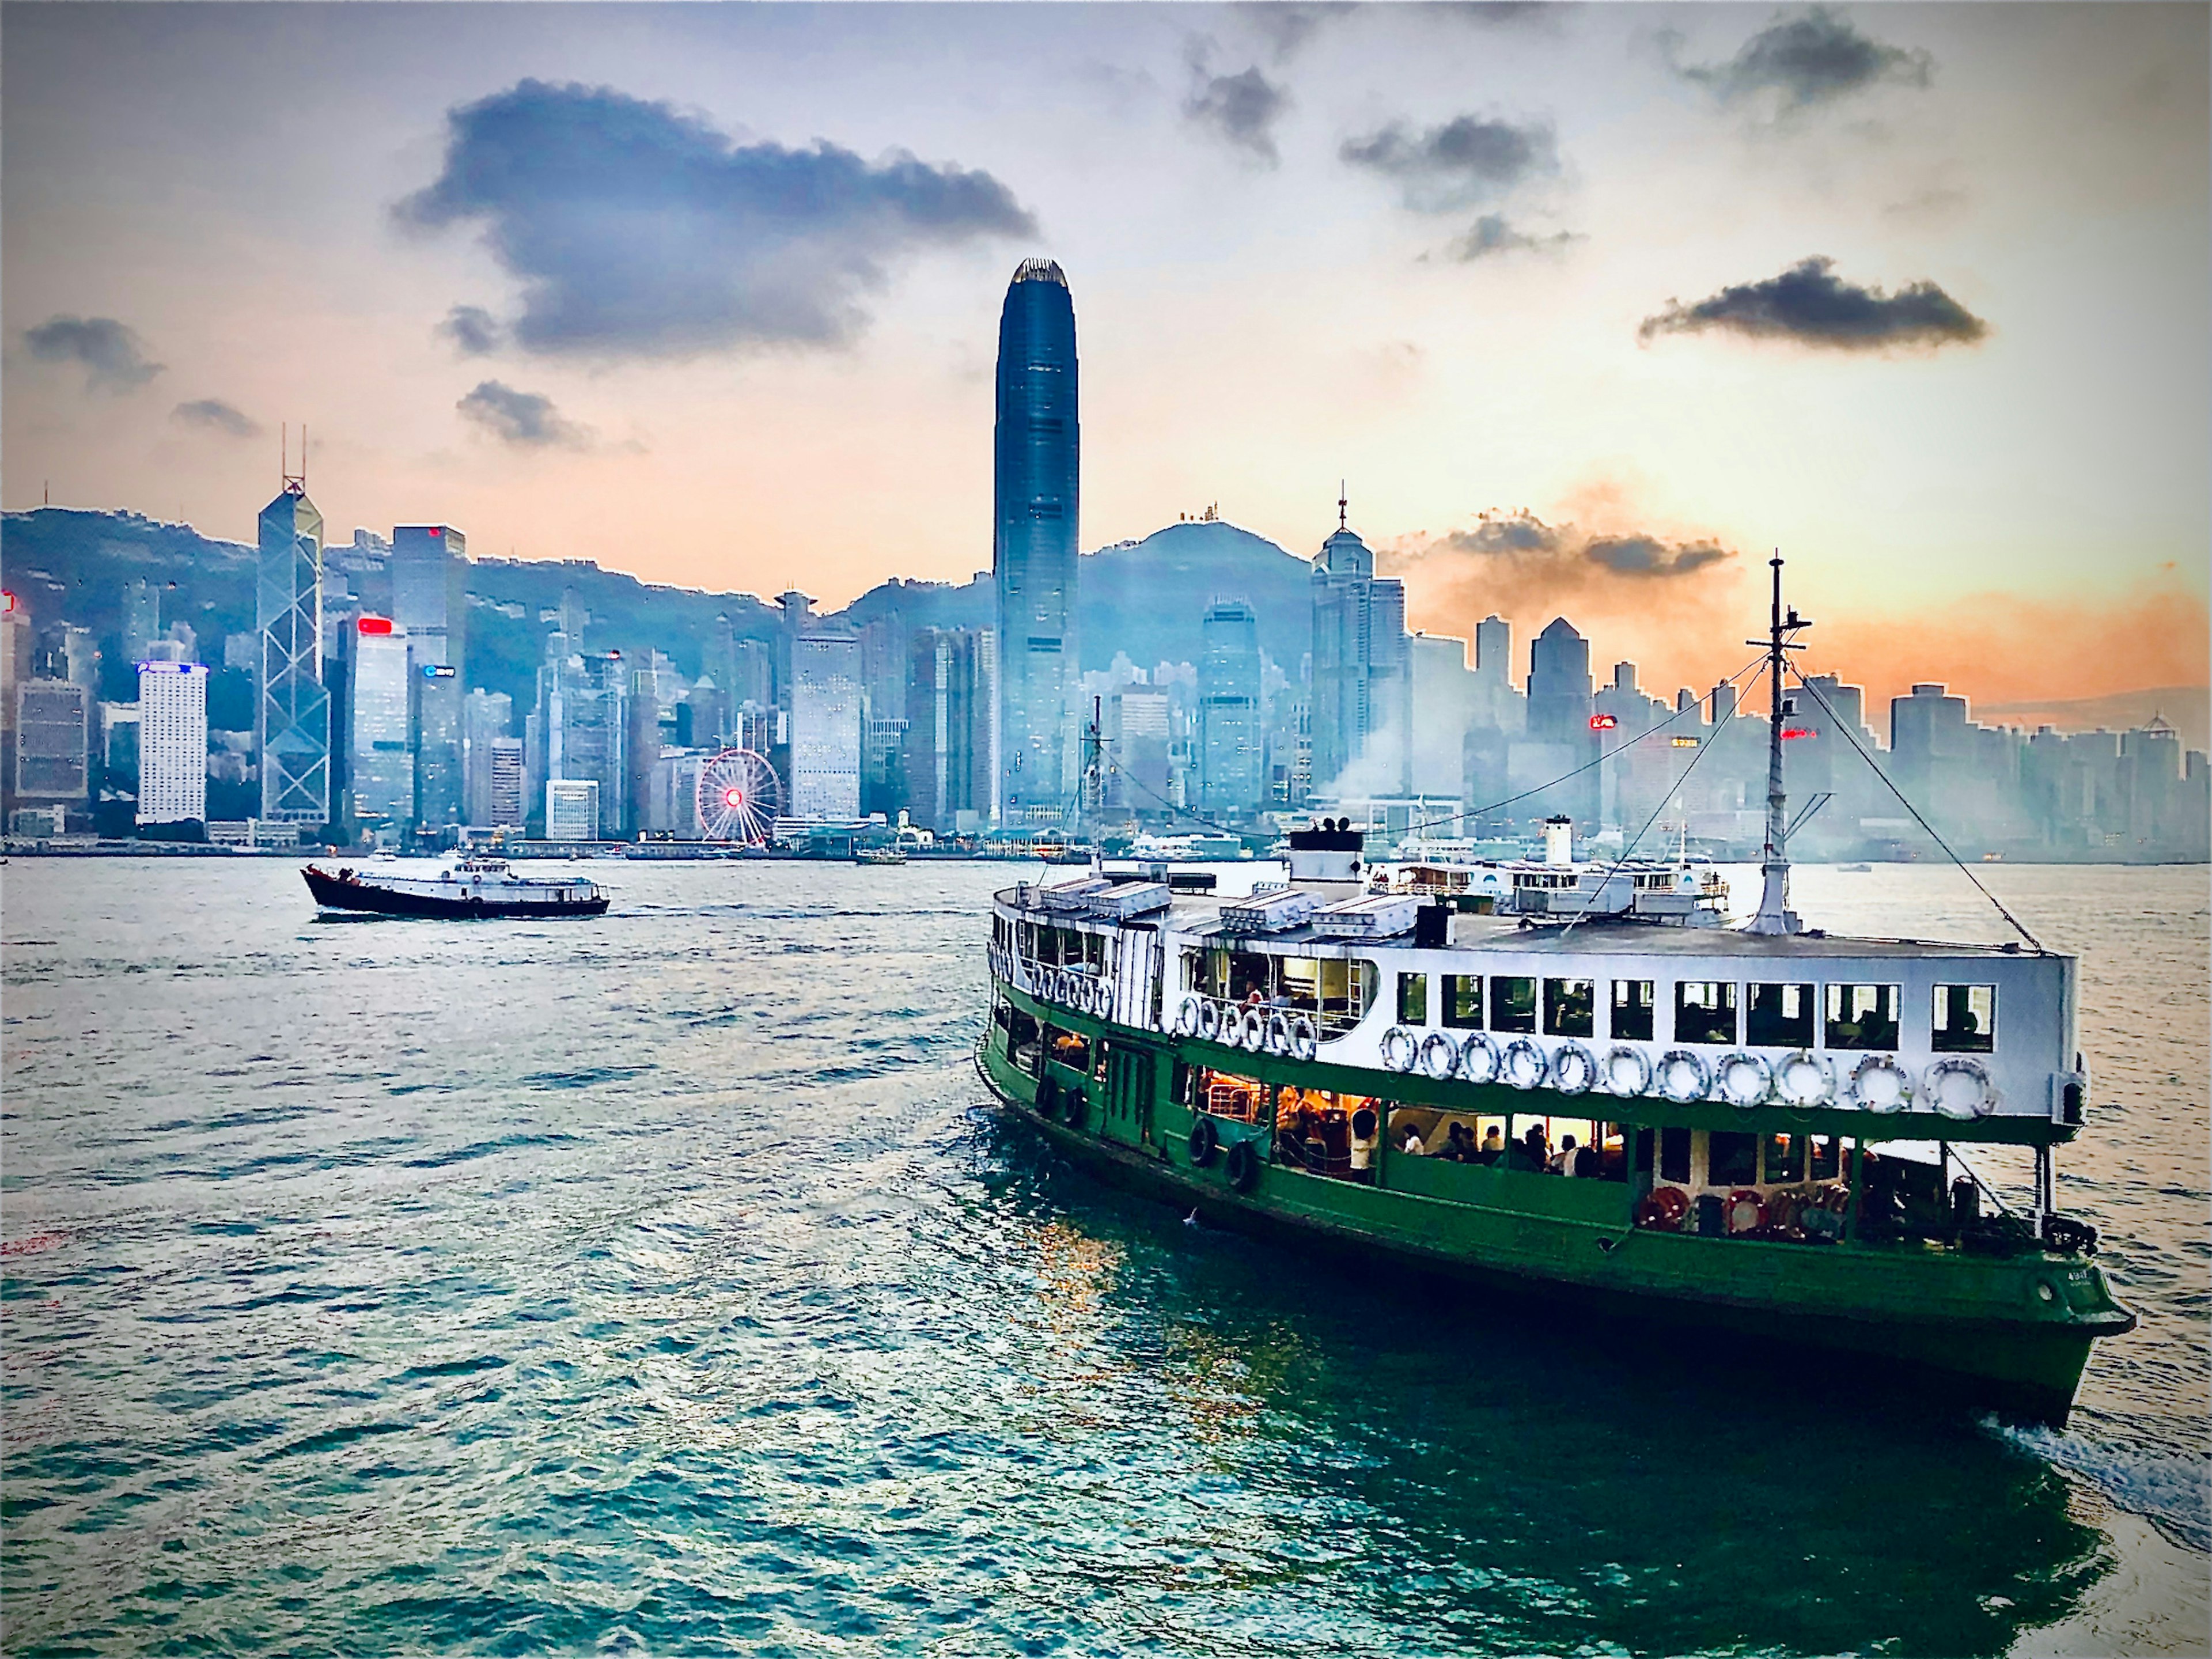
<box><xmin>282</xmin><ymin>421</ymin><xmax>307</xmax><ymax>498</ymax></box>
<box><xmin>1338</xmin><ymin>480</ymin><xmax>1348</xmax><ymax>531</ymax></box>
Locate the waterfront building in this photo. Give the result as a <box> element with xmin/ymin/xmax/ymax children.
<box><xmin>0</xmin><ymin>590</ymin><xmax>28</xmax><ymax>789</ymax></box>
<box><xmin>544</xmin><ymin>777</ymin><xmax>600</xmax><ymax>842</ymax></box>
<box><xmin>1107</xmin><ymin>687</ymin><xmax>1173</xmax><ymax>815</ymax></box>
<box><xmin>100</xmin><ymin>703</ymin><xmax>139</xmax><ymax>791</ymax></box>
<box><xmin>486</xmin><ymin>738</ymin><xmax>525</xmax><ymax>829</ymax></box>
<box><xmin>902</xmin><ymin>626</ymin><xmax>996</xmax><ymax>834</ymax></box>
<box><xmin>415</xmin><ymin>663</ymin><xmax>463</xmax><ymax>830</ymax></box>
<box><xmin>14</xmin><ymin>679</ymin><xmax>90</xmax><ymax>804</ymax></box>
<box><xmin>391</xmin><ymin>525</ymin><xmax>465</xmax><ymax>669</ymax></box>
<box><xmin>537</xmin><ymin>644</ymin><xmax>628</xmax><ymax>836</ymax></box>
<box><xmin>135</xmin><ymin>660</ymin><xmax>207</xmax><ymax>826</ymax></box>
<box><xmin>462</xmin><ymin>690</ymin><xmax>514</xmax><ymax>825</ymax></box>
<box><xmin>790</xmin><ymin>626</ymin><xmax>862</xmax><ymax>820</ymax></box>
<box><xmin>1308</xmin><ymin>498</ymin><xmax>1408</xmax><ymax>801</ymax></box>
<box><xmin>257</xmin><ymin>478</ymin><xmax>331</xmax><ymax>823</ymax></box>
<box><xmin>994</xmin><ymin>258</ymin><xmax>1080</xmax><ymax>827</ymax></box>
<box><xmin>1198</xmin><ymin>599</ymin><xmax>1263</xmax><ymax>817</ymax></box>
<box><xmin>1409</xmin><ymin>633</ymin><xmax>1479</xmax><ymax>801</ymax></box>
<box><xmin>347</xmin><ymin>617</ymin><xmax>413</xmax><ymax>826</ymax></box>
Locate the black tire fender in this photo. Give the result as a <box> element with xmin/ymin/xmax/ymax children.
<box><xmin>1225</xmin><ymin>1138</ymin><xmax>1260</xmax><ymax>1195</ymax></box>
<box><xmin>1187</xmin><ymin>1115</ymin><xmax>1219</xmax><ymax>1166</ymax></box>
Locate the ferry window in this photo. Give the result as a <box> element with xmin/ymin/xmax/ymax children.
<box><xmin>1810</xmin><ymin>1134</ymin><xmax>1842</xmax><ymax>1180</ymax></box>
<box><xmin>1708</xmin><ymin>1131</ymin><xmax>1758</xmax><ymax>1187</ymax></box>
<box><xmin>1543</xmin><ymin>979</ymin><xmax>1596</xmax><ymax>1039</ymax></box>
<box><xmin>1397</xmin><ymin>972</ymin><xmax>1429</xmax><ymax>1025</ymax></box>
<box><xmin>1763</xmin><ymin>1133</ymin><xmax>1805</xmax><ymax>1184</ymax></box>
<box><xmin>1674</xmin><ymin>981</ymin><xmax>1738</xmax><ymax>1046</ymax></box>
<box><xmin>1612</xmin><ymin>980</ymin><xmax>1655</xmax><ymax>1042</ymax></box>
<box><xmin>1659</xmin><ymin>1126</ymin><xmax>1692</xmax><ymax>1184</ymax></box>
<box><xmin>1443</xmin><ymin>975</ymin><xmax>1483</xmax><ymax>1028</ymax></box>
<box><xmin>1045</xmin><ymin>1026</ymin><xmax>1089</xmax><ymax>1075</ymax></box>
<box><xmin>1747</xmin><ymin>982</ymin><xmax>1814</xmax><ymax>1047</ymax></box>
<box><xmin>1932</xmin><ymin>984</ymin><xmax>1996</xmax><ymax>1054</ymax></box>
<box><xmin>1490</xmin><ymin>976</ymin><xmax>1537</xmax><ymax>1033</ymax></box>
<box><xmin>1172</xmin><ymin>1060</ymin><xmax>1192</xmax><ymax>1107</ymax></box>
<box><xmin>1825</xmin><ymin>984</ymin><xmax>1900</xmax><ymax>1050</ymax></box>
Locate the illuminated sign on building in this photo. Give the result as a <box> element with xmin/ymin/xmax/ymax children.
<box><xmin>1671</xmin><ymin>735</ymin><xmax>1700</xmax><ymax>748</ymax></box>
<box><xmin>1589</xmin><ymin>713</ymin><xmax>1618</xmax><ymax>730</ymax></box>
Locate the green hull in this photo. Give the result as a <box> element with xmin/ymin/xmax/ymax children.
<box><xmin>979</xmin><ymin>1003</ymin><xmax>2133</xmax><ymax>1425</ymax></box>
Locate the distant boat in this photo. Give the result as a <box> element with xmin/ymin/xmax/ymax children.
<box><xmin>854</xmin><ymin>845</ymin><xmax>908</xmax><ymax>866</ymax></box>
<box><xmin>303</xmin><ymin>855</ymin><xmax>608</xmax><ymax>919</ymax></box>
<box><xmin>1838</xmin><ymin>862</ymin><xmax>1874</xmax><ymax>873</ymax></box>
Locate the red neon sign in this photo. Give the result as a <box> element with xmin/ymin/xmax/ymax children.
<box><xmin>357</xmin><ymin>615</ymin><xmax>393</xmax><ymax>635</ymax></box>
<box><xmin>1781</xmin><ymin>726</ymin><xmax>1816</xmax><ymax>740</ymax></box>
<box><xmin>2</xmin><ymin>590</ymin><xmax>15</xmax><ymax>615</ymax></box>
<box><xmin>1589</xmin><ymin>713</ymin><xmax>1618</xmax><ymax>730</ymax></box>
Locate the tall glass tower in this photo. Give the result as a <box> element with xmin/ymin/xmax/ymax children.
<box><xmin>993</xmin><ymin>258</ymin><xmax>1078</xmax><ymax>827</ymax></box>
<box><xmin>257</xmin><ymin>479</ymin><xmax>331</xmax><ymax>823</ymax></box>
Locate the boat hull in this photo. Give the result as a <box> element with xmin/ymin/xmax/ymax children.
<box><xmin>976</xmin><ymin>1016</ymin><xmax>2129</xmax><ymax>1425</ymax></box>
<box><xmin>302</xmin><ymin>868</ymin><xmax>608</xmax><ymax>919</ymax></box>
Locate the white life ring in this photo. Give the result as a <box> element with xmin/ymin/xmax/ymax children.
<box><xmin>1551</xmin><ymin>1041</ymin><xmax>1598</xmax><ymax>1096</ymax></box>
<box><xmin>1459</xmin><ymin>1032</ymin><xmax>1502</xmax><ymax>1086</ymax></box>
<box><xmin>1419</xmin><ymin>1031</ymin><xmax>1460</xmax><ymax>1081</ymax></box>
<box><xmin>1239</xmin><ymin>1007</ymin><xmax>1268</xmax><ymax>1053</ymax></box>
<box><xmin>1849</xmin><ymin>1055</ymin><xmax>1914</xmax><ymax>1114</ymax></box>
<box><xmin>1772</xmin><ymin>1050</ymin><xmax>1834</xmax><ymax>1108</ymax></box>
<box><xmin>1715</xmin><ymin>1052</ymin><xmax>1774</xmax><ymax>1108</ymax></box>
<box><xmin>1601</xmin><ymin>1046</ymin><xmax>1652</xmax><ymax>1098</ymax></box>
<box><xmin>1266</xmin><ymin>1011</ymin><xmax>1293</xmax><ymax>1056</ymax></box>
<box><xmin>1196</xmin><ymin>999</ymin><xmax>1222</xmax><ymax>1042</ymax></box>
<box><xmin>1174</xmin><ymin>995</ymin><xmax>1202</xmax><ymax>1037</ymax></box>
<box><xmin>1656</xmin><ymin>1049</ymin><xmax>1711</xmax><ymax>1105</ymax></box>
<box><xmin>1925</xmin><ymin>1056</ymin><xmax>1997</xmax><ymax>1119</ymax></box>
<box><xmin>1290</xmin><ymin>1016</ymin><xmax>1319</xmax><ymax>1062</ymax></box>
<box><xmin>1501</xmin><ymin>1037</ymin><xmax>1548</xmax><ymax>1091</ymax></box>
<box><xmin>1381</xmin><ymin>1027</ymin><xmax>1420</xmax><ymax>1073</ymax></box>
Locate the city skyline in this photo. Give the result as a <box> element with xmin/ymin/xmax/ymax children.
<box><xmin>4</xmin><ymin>3</ymin><xmax>2205</xmax><ymax>717</ymax></box>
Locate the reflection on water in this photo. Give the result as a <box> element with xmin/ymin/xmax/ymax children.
<box><xmin>1</xmin><ymin>859</ymin><xmax>2203</xmax><ymax>1656</ymax></box>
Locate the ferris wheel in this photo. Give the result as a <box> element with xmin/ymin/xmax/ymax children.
<box><xmin>695</xmin><ymin>748</ymin><xmax>782</xmax><ymax>845</ymax></box>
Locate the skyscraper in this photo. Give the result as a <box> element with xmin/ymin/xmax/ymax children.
<box><xmin>347</xmin><ymin>617</ymin><xmax>414</xmax><ymax>825</ymax></box>
<box><xmin>903</xmin><ymin>627</ymin><xmax>995</xmax><ymax>834</ymax></box>
<box><xmin>790</xmin><ymin>627</ymin><xmax>862</xmax><ymax>819</ymax></box>
<box><xmin>393</xmin><ymin>524</ymin><xmax>466</xmax><ymax>828</ymax></box>
<box><xmin>993</xmin><ymin>258</ymin><xmax>1079</xmax><ymax>826</ymax></box>
<box><xmin>136</xmin><ymin>661</ymin><xmax>207</xmax><ymax>827</ymax></box>
<box><xmin>14</xmin><ymin>680</ymin><xmax>89</xmax><ymax>804</ymax></box>
<box><xmin>122</xmin><ymin>579</ymin><xmax>162</xmax><ymax>668</ymax></box>
<box><xmin>1198</xmin><ymin>599</ymin><xmax>1263</xmax><ymax>817</ymax></box>
<box><xmin>1308</xmin><ymin>498</ymin><xmax>1408</xmax><ymax>800</ymax></box>
<box><xmin>257</xmin><ymin>478</ymin><xmax>330</xmax><ymax>823</ymax></box>
<box><xmin>463</xmin><ymin>689</ymin><xmax>514</xmax><ymax>825</ymax></box>
<box><xmin>415</xmin><ymin>664</ymin><xmax>463</xmax><ymax>830</ymax></box>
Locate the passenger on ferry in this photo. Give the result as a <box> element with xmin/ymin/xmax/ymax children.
<box><xmin>1509</xmin><ymin>1124</ymin><xmax>1549</xmax><ymax>1172</ymax></box>
<box><xmin>1440</xmin><ymin>1122</ymin><xmax>1476</xmax><ymax>1162</ymax></box>
<box><xmin>1399</xmin><ymin>1122</ymin><xmax>1426</xmax><ymax>1156</ymax></box>
<box><xmin>1548</xmin><ymin>1134</ymin><xmax>1579</xmax><ymax>1175</ymax></box>
<box><xmin>1349</xmin><ymin>1108</ymin><xmax>1378</xmax><ymax>1179</ymax></box>
<box><xmin>1476</xmin><ymin>1126</ymin><xmax>1505</xmax><ymax>1166</ymax></box>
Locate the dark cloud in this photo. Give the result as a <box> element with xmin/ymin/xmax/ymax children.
<box><xmin>396</xmin><ymin>79</ymin><xmax>1036</xmax><ymax>358</ymax></box>
<box><xmin>1447</xmin><ymin>213</ymin><xmax>1580</xmax><ymax>262</ymax></box>
<box><xmin>1416</xmin><ymin>514</ymin><xmax>1731</xmax><ymax>581</ymax></box>
<box><xmin>1638</xmin><ymin>256</ymin><xmax>1987</xmax><ymax>351</ymax></box>
<box><xmin>1184</xmin><ymin>56</ymin><xmax>1290</xmax><ymax>165</ymax></box>
<box><xmin>457</xmin><ymin>380</ymin><xmax>590</xmax><ymax>449</ymax></box>
<box><xmin>171</xmin><ymin>399</ymin><xmax>261</xmax><ymax>440</ymax></box>
<box><xmin>1675</xmin><ymin>7</ymin><xmax>1932</xmax><ymax>112</ymax></box>
<box><xmin>1339</xmin><ymin>114</ymin><xmax>1557</xmax><ymax>211</ymax></box>
<box><xmin>437</xmin><ymin>304</ymin><xmax>503</xmax><ymax>357</ymax></box>
<box><xmin>21</xmin><ymin>315</ymin><xmax>163</xmax><ymax>392</ymax></box>
<box><xmin>1585</xmin><ymin>535</ymin><xmax>1729</xmax><ymax>577</ymax></box>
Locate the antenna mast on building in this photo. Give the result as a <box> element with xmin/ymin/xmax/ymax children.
<box><xmin>1745</xmin><ymin>552</ymin><xmax>1808</xmax><ymax>935</ymax></box>
<box><xmin>1338</xmin><ymin>480</ymin><xmax>1348</xmax><ymax>531</ymax></box>
<box><xmin>282</xmin><ymin>422</ymin><xmax>306</xmax><ymax>497</ymax></box>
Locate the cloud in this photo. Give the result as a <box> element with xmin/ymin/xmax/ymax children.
<box><xmin>21</xmin><ymin>315</ymin><xmax>163</xmax><ymax>392</ymax></box>
<box><xmin>1244</xmin><ymin>3</ymin><xmax>1354</xmax><ymax>61</ymax></box>
<box><xmin>1339</xmin><ymin>113</ymin><xmax>1558</xmax><ymax>211</ymax></box>
<box><xmin>457</xmin><ymin>380</ymin><xmax>590</xmax><ymax>449</ymax></box>
<box><xmin>1446</xmin><ymin>213</ymin><xmax>1580</xmax><ymax>261</ymax></box>
<box><xmin>171</xmin><ymin>399</ymin><xmax>262</xmax><ymax>439</ymax></box>
<box><xmin>1183</xmin><ymin>54</ymin><xmax>1289</xmax><ymax>165</ymax></box>
<box><xmin>1637</xmin><ymin>257</ymin><xmax>1987</xmax><ymax>351</ymax></box>
<box><xmin>1674</xmin><ymin>7</ymin><xmax>1933</xmax><ymax>112</ymax></box>
<box><xmin>436</xmin><ymin>304</ymin><xmax>503</xmax><ymax>357</ymax></box>
<box><xmin>396</xmin><ymin>79</ymin><xmax>1036</xmax><ymax>358</ymax></box>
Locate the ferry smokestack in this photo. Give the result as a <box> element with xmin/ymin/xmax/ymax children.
<box><xmin>1543</xmin><ymin>815</ymin><xmax>1574</xmax><ymax>868</ymax></box>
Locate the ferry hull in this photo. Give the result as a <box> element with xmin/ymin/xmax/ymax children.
<box><xmin>978</xmin><ymin>1019</ymin><xmax>2128</xmax><ymax>1425</ymax></box>
<box><xmin>302</xmin><ymin>868</ymin><xmax>609</xmax><ymax>919</ymax></box>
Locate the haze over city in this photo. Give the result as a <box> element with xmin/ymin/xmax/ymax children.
<box><xmin>5</xmin><ymin>2</ymin><xmax>2206</xmax><ymax>716</ymax></box>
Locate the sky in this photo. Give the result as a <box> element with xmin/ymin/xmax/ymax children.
<box><xmin>4</xmin><ymin>2</ymin><xmax>2206</xmax><ymax>712</ymax></box>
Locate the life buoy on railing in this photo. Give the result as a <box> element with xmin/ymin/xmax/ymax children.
<box><xmin>1601</xmin><ymin>1045</ymin><xmax>1652</xmax><ymax>1099</ymax></box>
<box><xmin>1724</xmin><ymin>1188</ymin><xmax>1768</xmax><ymax>1235</ymax></box>
<box><xmin>1458</xmin><ymin>1032</ymin><xmax>1502</xmax><ymax>1086</ymax></box>
<box><xmin>1773</xmin><ymin>1050</ymin><xmax>1834</xmax><ymax>1108</ymax></box>
<box><xmin>1419</xmin><ymin>1031</ymin><xmax>1459</xmax><ymax>1081</ymax></box>
<box><xmin>1174</xmin><ymin>995</ymin><xmax>1202</xmax><ymax>1038</ymax></box>
<box><xmin>1924</xmin><ymin>1056</ymin><xmax>1997</xmax><ymax>1119</ymax></box>
<box><xmin>1225</xmin><ymin>1138</ymin><xmax>1260</xmax><ymax>1195</ymax></box>
<box><xmin>1551</xmin><ymin>1041</ymin><xmax>1597</xmax><ymax>1096</ymax></box>
<box><xmin>1849</xmin><ymin>1055</ymin><xmax>1914</xmax><ymax>1113</ymax></box>
<box><xmin>1187</xmin><ymin>1114</ymin><xmax>1220</xmax><ymax>1166</ymax></box>
<box><xmin>1266</xmin><ymin>1011</ymin><xmax>1293</xmax><ymax>1056</ymax></box>
<box><xmin>1501</xmin><ymin>1037</ymin><xmax>1548</xmax><ymax>1092</ymax></box>
<box><xmin>1197</xmin><ymin>999</ymin><xmax>1222</xmax><ymax>1042</ymax></box>
<box><xmin>1635</xmin><ymin>1185</ymin><xmax>1690</xmax><ymax>1231</ymax></box>
<box><xmin>1715</xmin><ymin>1052</ymin><xmax>1773</xmax><ymax>1108</ymax></box>
<box><xmin>1240</xmin><ymin>1008</ymin><xmax>1268</xmax><ymax>1054</ymax></box>
<box><xmin>1290</xmin><ymin>1016</ymin><xmax>1319</xmax><ymax>1063</ymax></box>
<box><xmin>1656</xmin><ymin>1049</ymin><xmax>1711</xmax><ymax>1105</ymax></box>
<box><xmin>1380</xmin><ymin>1027</ymin><xmax>1420</xmax><ymax>1073</ymax></box>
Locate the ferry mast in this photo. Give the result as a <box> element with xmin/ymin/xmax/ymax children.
<box><xmin>1747</xmin><ymin>553</ymin><xmax>1807</xmax><ymax>935</ymax></box>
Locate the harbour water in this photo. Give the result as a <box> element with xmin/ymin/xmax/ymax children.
<box><xmin>3</xmin><ymin>859</ymin><xmax>2205</xmax><ymax>1656</ymax></box>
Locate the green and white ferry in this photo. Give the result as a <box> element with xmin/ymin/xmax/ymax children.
<box><xmin>978</xmin><ymin>568</ymin><xmax>2134</xmax><ymax>1422</ymax></box>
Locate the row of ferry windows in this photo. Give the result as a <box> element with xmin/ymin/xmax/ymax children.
<box><xmin>1393</xmin><ymin>973</ymin><xmax>1995</xmax><ymax>1053</ymax></box>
